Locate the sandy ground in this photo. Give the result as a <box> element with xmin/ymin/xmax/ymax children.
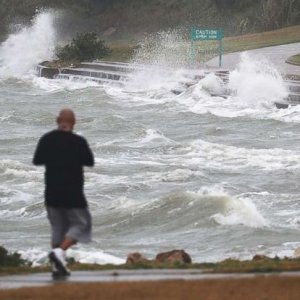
<box><xmin>0</xmin><ymin>274</ymin><xmax>300</xmax><ymax>300</ymax></box>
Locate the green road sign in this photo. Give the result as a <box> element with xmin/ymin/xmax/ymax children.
<box><xmin>192</xmin><ymin>29</ymin><xmax>222</xmax><ymax>41</ymax></box>
<box><xmin>190</xmin><ymin>28</ymin><xmax>223</xmax><ymax>67</ymax></box>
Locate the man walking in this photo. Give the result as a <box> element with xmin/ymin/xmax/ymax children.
<box><xmin>33</xmin><ymin>108</ymin><xmax>94</xmax><ymax>277</ymax></box>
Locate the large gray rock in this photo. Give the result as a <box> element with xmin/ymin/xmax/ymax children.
<box><xmin>155</xmin><ymin>250</ymin><xmax>192</xmax><ymax>264</ymax></box>
<box><xmin>126</xmin><ymin>252</ymin><xmax>149</xmax><ymax>265</ymax></box>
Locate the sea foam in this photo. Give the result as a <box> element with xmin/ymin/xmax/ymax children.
<box><xmin>18</xmin><ymin>248</ymin><xmax>125</xmax><ymax>267</ymax></box>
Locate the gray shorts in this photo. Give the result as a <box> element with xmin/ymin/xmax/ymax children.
<box><xmin>46</xmin><ymin>207</ymin><xmax>92</xmax><ymax>247</ymax></box>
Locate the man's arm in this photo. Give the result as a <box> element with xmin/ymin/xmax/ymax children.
<box><xmin>81</xmin><ymin>138</ymin><xmax>94</xmax><ymax>167</ymax></box>
<box><xmin>33</xmin><ymin>137</ymin><xmax>47</xmax><ymax>165</ymax></box>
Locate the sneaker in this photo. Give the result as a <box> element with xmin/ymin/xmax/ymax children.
<box><xmin>49</xmin><ymin>248</ymin><xmax>71</xmax><ymax>277</ymax></box>
<box><xmin>50</xmin><ymin>261</ymin><xmax>62</xmax><ymax>279</ymax></box>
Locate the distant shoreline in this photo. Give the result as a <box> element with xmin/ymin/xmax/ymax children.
<box><xmin>2</xmin><ymin>250</ymin><xmax>300</xmax><ymax>276</ymax></box>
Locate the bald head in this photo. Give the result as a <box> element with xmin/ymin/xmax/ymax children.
<box><xmin>56</xmin><ymin>108</ymin><xmax>76</xmax><ymax>132</ymax></box>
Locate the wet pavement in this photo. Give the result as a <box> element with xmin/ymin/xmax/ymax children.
<box><xmin>207</xmin><ymin>43</ymin><xmax>300</xmax><ymax>75</ymax></box>
<box><xmin>1</xmin><ymin>269</ymin><xmax>300</xmax><ymax>290</ymax></box>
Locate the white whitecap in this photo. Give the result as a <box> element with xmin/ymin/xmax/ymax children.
<box><xmin>31</xmin><ymin>76</ymin><xmax>100</xmax><ymax>92</ymax></box>
<box><xmin>19</xmin><ymin>248</ymin><xmax>48</xmax><ymax>267</ymax></box>
<box><xmin>68</xmin><ymin>249</ymin><xmax>125</xmax><ymax>265</ymax></box>
<box><xmin>210</xmin><ymin>196</ymin><xmax>269</xmax><ymax>228</ymax></box>
<box><xmin>137</xmin><ymin>128</ymin><xmax>174</xmax><ymax>146</ymax></box>
<box><xmin>19</xmin><ymin>247</ymin><xmax>125</xmax><ymax>267</ymax></box>
<box><xmin>186</xmin><ymin>139</ymin><xmax>300</xmax><ymax>171</ymax></box>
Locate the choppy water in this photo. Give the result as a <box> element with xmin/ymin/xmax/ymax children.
<box><xmin>1</xmin><ymin>12</ymin><xmax>300</xmax><ymax>266</ymax></box>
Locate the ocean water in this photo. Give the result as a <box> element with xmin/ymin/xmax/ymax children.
<box><xmin>1</xmin><ymin>12</ymin><xmax>300</xmax><ymax>267</ymax></box>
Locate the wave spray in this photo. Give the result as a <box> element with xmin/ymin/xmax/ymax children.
<box><xmin>228</xmin><ymin>53</ymin><xmax>288</xmax><ymax>106</ymax></box>
<box><xmin>0</xmin><ymin>11</ymin><xmax>56</xmax><ymax>78</ymax></box>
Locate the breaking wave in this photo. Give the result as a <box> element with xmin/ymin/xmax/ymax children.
<box><xmin>0</xmin><ymin>11</ymin><xmax>56</xmax><ymax>78</ymax></box>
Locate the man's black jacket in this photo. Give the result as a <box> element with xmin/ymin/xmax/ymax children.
<box><xmin>33</xmin><ymin>130</ymin><xmax>94</xmax><ymax>208</ymax></box>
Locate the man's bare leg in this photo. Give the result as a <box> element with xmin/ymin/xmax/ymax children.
<box><xmin>59</xmin><ymin>236</ymin><xmax>77</xmax><ymax>251</ymax></box>
<box><xmin>49</xmin><ymin>237</ymin><xmax>76</xmax><ymax>277</ymax></box>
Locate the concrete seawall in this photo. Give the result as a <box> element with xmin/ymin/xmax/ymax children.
<box><xmin>36</xmin><ymin>61</ymin><xmax>131</xmax><ymax>81</ymax></box>
<box><xmin>36</xmin><ymin>61</ymin><xmax>300</xmax><ymax>107</ymax></box>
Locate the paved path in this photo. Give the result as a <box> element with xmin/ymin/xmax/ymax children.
<box><xmin>1</xmin><ymin>269</ymin><xmax>300</xmax><ymax>290</ymax></box>
<box><xmin>207</xmin><ymin>43</ymin><xmax>300</xmax><ymax>76</ymax></box>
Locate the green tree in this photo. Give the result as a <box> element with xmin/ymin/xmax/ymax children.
<box><xmin>0</xmin><ymin>246</ymin><xmax>26</xmax><ymax>267</ymax></box>
<box><xmin>258</xmin><ymin>0</ymin><xmax>299</xmax><ymax>30</ymax></box>
<box><xmin>56</xmin><ymin>32</ymin><xmax>111</xmax><ymax>62</ymax></box>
